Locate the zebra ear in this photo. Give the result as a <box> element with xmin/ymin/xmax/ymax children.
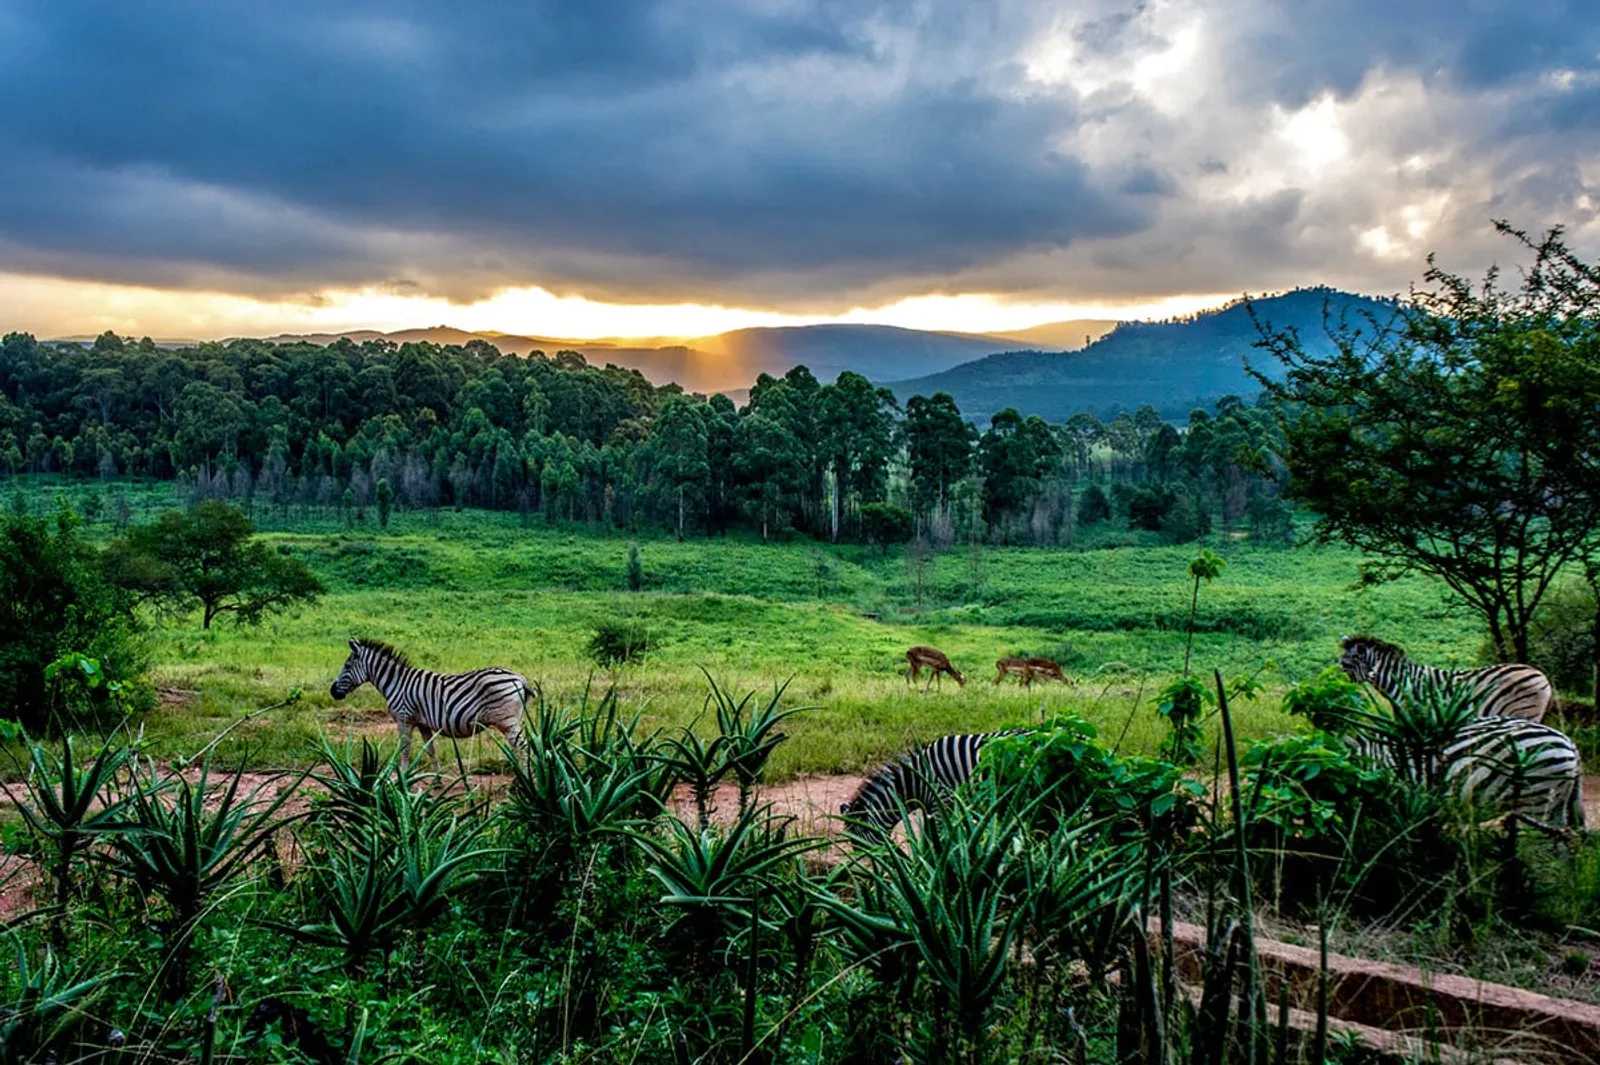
<box><xmin>348</xmin><ymin>638</ymin><xmax>360</xmax><ymax>652</ymax></box>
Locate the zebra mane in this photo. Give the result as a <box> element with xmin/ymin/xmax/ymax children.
<box><xmin>1344</xmin><ymin>633</ymin><xmax>1403</xmax><ymax>656</ymax></box>
<box><xmin>353</xmin><ymin>638</ymin><xmax>412</xmax><ymax>669</ymax></box>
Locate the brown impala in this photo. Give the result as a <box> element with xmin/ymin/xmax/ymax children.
<box><xmin>1024</xmin><ymin>657</ymin><xmax>1068</xmax><ymax>685</ymax></box>
<box><xmin>994</xmin><ymin>657</ymin><xmax>1036</xmax><ymax>687</ymax></box>
<box><xmin>906</xmin><ymin>646</ymin><xmax>965</xmax><ymax>690</ymax></box>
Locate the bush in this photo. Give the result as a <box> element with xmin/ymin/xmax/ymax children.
<box><xmin>1521</xmin><ymin>579</ymin><xmax>1597</xmax><ymax>700</ymax></box>
<box><xmin>0</xmin><ymin>507</ymin><xmax>150</xmax><ymax>733</ymax></box>
<box><xmin>1078</xmin><ymin>483</ymin><xmax>1111</xmax><ymax>525</ymax></box>
<box><xmin>1125</xmin><ymin>485</ymin><xmax>1175</xmax><ymax>531</ymax></box>
<box><xmin>625</xmin><ymin>542</ymin><xmax>644</xmax><ymax>591</ymax></box>
<box><xmin>587</xmin><ymin>618</ymin><xmax>650</xmax><ymax>666</ymax></box>
<box><xmin>980</xmin><ymin>716</ymin><xmax>1202</xmax><ymax>842</ymax></box>
<box><xmin>1159</xmin><ymin>486</ymin><xmax>1210</xmax><ymax>544</ymax></box>
<box><xmin>857</xmin><ymin>502</ymin><xmax>913</xmax><ymax>553</ymax></box>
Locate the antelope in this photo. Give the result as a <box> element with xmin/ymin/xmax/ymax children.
<box><xmin>1025</xmin><ymin>657</ymin><xmax>1068</xmax><ymax>685</ymax></box>
<box><xmin>994</xmin><ymin>657</ymin><xmax>1036</xmax><ymax>687</ymax></box>
<box><xmin>906</xmin><ymin>646</ymin><xmax>965</xmax><ymax>690</ymax></box>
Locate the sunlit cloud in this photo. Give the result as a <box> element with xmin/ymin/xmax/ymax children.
<box><xmin>0</xmin><ymin>272</ymin><xmax>1239</xmax><ymax>343</ymax></box>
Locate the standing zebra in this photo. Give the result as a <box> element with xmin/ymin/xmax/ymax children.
<box><xmin>840</xmin><ymin>730</ymin><xmax>1028</xmax><ymax>838</ymax></box>
<box><xmin>330</xmin><ymin>639</ymin><xmax>533</xmax><ymax>770</ymax></box>
<box><xmin>1348</xmin><ymin>716</ymin><xmax>1585</xmax><ymax>828</ymax></box>
<box><xmin>1339</xmin><ymin>635</ymin><xmax>1552</xmax><ymax>723</ymax></box>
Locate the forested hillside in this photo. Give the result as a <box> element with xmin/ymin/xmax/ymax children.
<box><xmin>888</xmin><ymin>287</ymin><xmax>1397</xmax><ymax>420</ymax></box>
<box><xmin>0</xmin><ymin>325</ymin><xmax>1290</xmax><ymax>547</ymax></box>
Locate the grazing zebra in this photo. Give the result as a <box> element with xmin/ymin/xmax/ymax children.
<box><xmin>1339</xmin><ymin>635</ymin><xmax>1552</xmax><ymax>723</ymax></box>
<box><xmin>1348</xmin><ymin>716</ymin><xmax>1585</xmax><ymax>829</ymax></box>
<box><xmin>840</xmin><ymin>730</ymin><xmax>1028</xmax><ymax>838</ymax></box>
<box><xmin>330</xmin><ymin>639</ymin><xmax>533</xmax><ymax>770</ymax></box>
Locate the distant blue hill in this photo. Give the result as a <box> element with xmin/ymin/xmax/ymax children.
<box><xmin>883</xmin><ymin>287</ymin><xmax>1399</xmax><ymax>422</ymax></box>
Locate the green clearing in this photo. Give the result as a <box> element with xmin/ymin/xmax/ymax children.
<box><xmin>12</xmin><ymin>480</ymin><xmax>1488</xmax><ymax>776</ymax></box>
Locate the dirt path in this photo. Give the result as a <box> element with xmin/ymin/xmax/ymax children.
<box><xmin>1584</xmin><ymin>775</ymin><xmax>1600</xmax><ymax>828</ymax></box>
<box><xmin>0</xmin><ymin>769</ymin><xmax>868</xmax><ymax>919</ymax></box>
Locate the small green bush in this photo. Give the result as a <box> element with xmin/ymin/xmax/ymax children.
<box><xmin>587</xmin><ymin>618</ymin><xmax>650</xmax><ymax>667</ymax></box>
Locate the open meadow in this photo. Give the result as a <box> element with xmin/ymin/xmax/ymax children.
<box><xmin>10</xmin><ymin>479</ymin><xmax>1489</xmax><ymax>778</ymax></box>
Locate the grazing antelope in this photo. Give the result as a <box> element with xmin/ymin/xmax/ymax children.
<box><xmin>906</xmin><ymin>646</ymin><xmax>965</xmax><ymax>690</ymax></box>
<box><xmin>994</xmin><ymin>657</ymin><xmax>1036</xmax><ymax>687</ymax></box>
<box><xmin>1025</xmin><ymin>657</ymin><xmax>1068</xmax><ymax>685</ymax></box>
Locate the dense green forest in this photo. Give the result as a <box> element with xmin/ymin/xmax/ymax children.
<box><xmin>0</xmin><ymin>328</ymin><xmax>1289</xmax><ymax>547</ymax></box>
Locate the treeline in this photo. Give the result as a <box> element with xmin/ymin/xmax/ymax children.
<box><xmin>0</xmin><ymin>330</ymin><xmax>1289</xmax><ymax>545</ymax></box>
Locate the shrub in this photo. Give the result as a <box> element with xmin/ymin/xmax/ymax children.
<box><xmin>626</xmin><ymin>542</ymin><xmax>644</xmax><ymax>591</ymax></box>
<box><xmin>1125</xmin><ymin>485</ymin><xmax>1175</xmax><ymax>531</ymax></box>
<box><xmin>587</xmin><ymin>618</ymin><xmax>650</xmax><ymax>667</ymax></box>
<box><xmin>1282</xmin><ymin>667</ymin><xmax>1369</xmax><ymax>732</ymax></box>
<box><xmin>1159</xmin><ymin>486</ymin><xmax>1210</xmax><ymax>544</ymax></box>
<box><xmin>1078</xmin><ymin>483</ymin><xmax>1111</xmax><ymax>525</ymax></box>
<box><xmin>0</xmin><ymin>507</ymin><xmax>149</xmax><ymax>733</ymax></box>
<box><xmin>1520</xmin><ymin>579</ymin><xmax>1597</xmax><ymax>700</ymax></box>
<box><xmin>857</xmin><ymin>502</ymin><xmax>913</xmax><ymax>553</ymax></box>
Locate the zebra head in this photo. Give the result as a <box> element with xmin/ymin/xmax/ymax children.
<box><xmin>1338</xmin><ymin>635</ymin><xmax>1386</xmax><ymax>684</ymax></box>
<box><xmin>330</xmin><ymin>639</ymin><xmax>371</xmax><ymax>700</ymax></box>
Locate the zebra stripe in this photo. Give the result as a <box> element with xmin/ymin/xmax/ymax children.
<box><xmin>840</xmin><ymin>730</ymin><xmax>1028</xmax><ymax>837</ymax></box>
<box><xmin>330</xmin><ymin>638</ymin><xmax>532</xmax><ymax>769</ymax></box>
<box><xmin>1347</xmin><ymin>716</ymin><xmax>1585</xmax><ymax>828</ymax></box>
<box><xmin>1339</xmin><ymin>636</ymin><xmax>1552</xmax><ymax>723</ymax></box>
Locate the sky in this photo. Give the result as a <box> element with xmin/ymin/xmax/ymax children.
<box><xmin>0</xmin><ymin>0</ymin><xmax>1596</xmax><ymax>341</ymax></box>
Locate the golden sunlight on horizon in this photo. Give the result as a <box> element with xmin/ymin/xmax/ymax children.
<box><xmin>0</xmin><ymin>272</ymin><xmax>1236</xmax><ymax>343</ymax></box>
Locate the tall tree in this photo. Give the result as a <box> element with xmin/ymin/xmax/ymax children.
<box><xmin>648</xmin><ymin>396</ymin><xmax>710</xmax><ymax>541</ymax></box>
<box><xmin>819</xmin><ymin>372</ymin><xmax>898</xmax><ymax>541</ymax></box>
<box><xmin>1252</xmin><ymin>223</ymin><xmax>1600</xmax><ymax>660</ymax></box>
<box><xmin>905</xmin><ymin>392</ymin><xmax>974</xmax><ymax>519</ymax></box>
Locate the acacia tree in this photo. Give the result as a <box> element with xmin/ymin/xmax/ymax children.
<box><xmin>107</xmin><ymin>501</ymin><xmax>322</xmax><ymax>629</ymax></box>
<box><xmin>1252</xmin><ymin>224</ymin><xmax>1600</xmax><ymax>661</ymax></box>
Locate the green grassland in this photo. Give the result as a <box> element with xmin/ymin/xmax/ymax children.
<box><xmin>10</xmin><ymin>479</ymin><xmax>1492</xmax><ymax>778</ymax></box>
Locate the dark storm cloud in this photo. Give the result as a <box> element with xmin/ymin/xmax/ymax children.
<box><xmin>0</xmin><ymin>0</ymin><xmax>1595</xmax><ymax>307</ymax></box>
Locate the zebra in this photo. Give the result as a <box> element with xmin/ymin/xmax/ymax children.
<box><xmin>330</xmin><ymin>639</ymin><xmax>533</xmax><ymax>770</ymax></box>
<box><xmin>840</xmin><ymin>730</ymin><xmax>1028</xmax><ymax>838</ymax></box>
<box><xmin>1338</xmin><ymin>635</ymin><xmax>1552</xmax><ymax>723</ymax></box>
<box><xmin>1346</xmin><ymin>716</ymin><xmax>1585</xmax><ymax>829</ymax></box>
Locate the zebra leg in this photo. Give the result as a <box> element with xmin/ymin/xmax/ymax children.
<box><xmin>396</xmin><ymin>719</ymin><xmax>413</xmax><ymax>774</ymax></box>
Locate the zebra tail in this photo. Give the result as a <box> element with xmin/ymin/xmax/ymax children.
<box><xmin>1570</xmin><ymin>773</ymin><xmax>1587</xmax><ymax>831</ymax></box>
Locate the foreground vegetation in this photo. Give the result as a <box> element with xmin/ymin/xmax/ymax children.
<box><xmin>2</xmin><ymin>666</ymin><xmax>1597</xmax><ymax>1064</ymax></box>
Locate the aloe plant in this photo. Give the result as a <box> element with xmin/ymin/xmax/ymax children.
<box><xmin>703</xmin><ymin>672</ymin><xmax>812</xmax><ymax>813</ymax></box>
<box><xmin>655</xmin><ymin>727</ymin><xmax>730</xmax><ymax>832</ymax></box>
<box><xmin>0</xmin><ymin>945</ymin><xmax>114</xmax><ymax>1065</ymax></box>
<box><xmin>106</xmin><ymin>757</ymin><xmax>301</xmax><ymax>992</ymax></box>
<box><xmin>628</xmin><ymin>804</ymin><xmax>822</xmax><ymax>976</ymax></box>
<box><xmin>4</xmin><ymin>734</ymin><xmax>135</xmax><ymax>937</ymax></box>
<box><xmin>825</xmin><ymin>790</ymin><xmax>1026</xmax><ymax>1065</ymax></box>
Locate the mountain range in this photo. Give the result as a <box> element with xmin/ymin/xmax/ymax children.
<box><xmin>260</xmin><ymin>320</ymin><xmax>1119</xmax><ymax>395</ymax></box>
<box><xmin>883</xmin><ymin>287</ymin><xmax>1398</xmax><ymax>421</ymax></box>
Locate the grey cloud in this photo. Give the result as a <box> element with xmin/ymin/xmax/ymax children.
<box><xmin>0</xmin><ymin>0</ymin><xmax>1594</xmax><ymax>310</ymax></box>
